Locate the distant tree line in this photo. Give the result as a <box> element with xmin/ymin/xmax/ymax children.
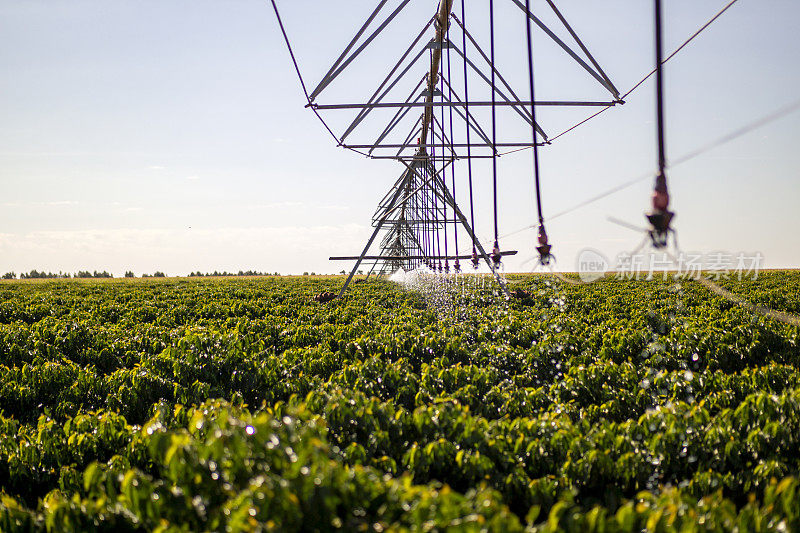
<box><xmin>188</xmin><ymin>270</ymin><xmax>280</xmax><ymax>277</ymax></box>
<box><xmin>1</xmin><ymin>270</ymin><xmax>115</xmax><ymax>279</ymax></box>
<box><xmin>1</xmin><ymin>270</ymin><xmax>290</xmax><ymax>280</ymax></box>
<box><xmin>75</xmin><ymin>271</ymin><xmax>114</xmax><ymax>279</ymax></box>
<box><xmin>0</xmin><ymin>270</ymin><xmax>173</xmax><ymax>280</ymax></box>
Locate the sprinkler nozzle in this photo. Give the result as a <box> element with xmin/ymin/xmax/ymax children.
<box><xmin>537</xmin><ymin>226</ymin><xmax>549</xmax><ymax>247</ymax></box>
<box><xmin>491</xmin><ymin>242</ymin><xmax>502</xmax><ymax>266</ymax></box>
<box><xmin>537</xmin><ymin>226</ymin><xmax>552</xmax><ymax>265</ymax></box>
<box><xmin>646</xmin><ymin>171</ymin><xmax>674</xmax><ymax>248</ymax></box>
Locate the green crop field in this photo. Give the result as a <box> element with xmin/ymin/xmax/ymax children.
<box><xmin>0</xmin><ymin>273</ymin><xmax>798</xmax><ymax>531</ymax></box>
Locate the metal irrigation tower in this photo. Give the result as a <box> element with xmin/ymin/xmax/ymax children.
<box><xmin>297</xmin><ymin>0</ymin><xmax>622</xmax><ymax>296</ymax></box>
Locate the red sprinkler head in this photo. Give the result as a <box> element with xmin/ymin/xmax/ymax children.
<box><xmin>537</xmin><ymin>226</ymin><xmax>549</xmax><ymax>247</ymax></box>
<box><xmin>444</xmin><ymin>259</ymin><xmax>450</xmax><ymax>273</ymax></box>
<box><xmin>652</xmin><ymin>189</ymin><xmax>670</xmax><ymax>212</ymax></box>
<box><xmin>454</xmin><ymin>259</ymin><xmax>461</xmax><ymax>273</ymax></box>
<box><xmin>646</xmin><ymin>171</ymin><xmax>674</xmax><ymax>246</ymax></box>
<box><xmin>651</xmin><ymin>171</ymin><xmax>670</xmax><ymax>211</ymax></box>
<box><xmin>471</xmin><ymin>250</ymin><xmax>479</xmax><ymax>269</ymax></box>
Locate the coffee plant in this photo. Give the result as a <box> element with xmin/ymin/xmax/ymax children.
<box><xmin>0</xmin><ymin>272</ymin><xmax>798</xmax><ymax>531</ymax></box>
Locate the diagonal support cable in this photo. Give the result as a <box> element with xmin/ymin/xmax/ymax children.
<box><xmin>310</xmin><ymin>0</ymin><xmax>412</xmax><ymax>101</ymax></box>
<box><xmin>543</xmin><ymin>0</ymin><xmax>620</xmax><ymax>98</ymax></box>
<box><xmin>339</xmin><ymin>18</ymin><xmax>435</xmax><ymax>142</ymax></box>
<box><xmin>508</xmin><ymin>0</ymin><xmax>620</xmax><ymax>98</ymax></box>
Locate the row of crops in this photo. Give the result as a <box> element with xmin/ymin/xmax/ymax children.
<box><xmin>0</xmin><ymin>273</ymin><xmax>798</xmax><ymax>531</ymax></box>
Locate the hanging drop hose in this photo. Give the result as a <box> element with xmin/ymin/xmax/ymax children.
<box><xmin>425</xmin><ymin>164</ymin><xmax>432</xmax><ymax>268</ymax></box>
<box><xmin>460</xmin><ymin>0</ymin><xmax>479</xmax><ymax>270</ymax></box>
<box><xmin>647</xmin><ymin>0</ymin><xmax>675</xmax><ymax>248</ymax></box>
<box><xmin>431</xmin><ymin>100</ymin><xmax>442</xmax><ymax>272</ymax></box>
<box><xmin>422</xmin><ymin>163</ymin><xmax>429</xmax><ymax>266</ymax></box>
<box><xmin>489</xmin><ymin>0</ymin><xmax>502</xmax><ymax>267</ymax></box>
<box><xmin>524</xmin><ymin>0</ymin><xmax>552</xmax><ymax>266</ymax></box>
<box><xmin>434</xmin><ymin>171</ymin><xmax>443</xmax><ymax>272</ymax></box>
<box><xmin>420</xmin><ymin>166</ymin><xmax>431</xmax><ymax>267</ymax></box>
<box><xmin>440</xmin><ymin>43</ymin><xmax>449</xmax><ymax>273</ymax></box>
<box><xmin>446</xmin><ymin>22</ymin><xmax>460</xmax><ymax>273</ymax></box>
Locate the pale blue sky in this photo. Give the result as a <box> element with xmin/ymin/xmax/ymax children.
<box><xmin>0</xmin><ymin>0</ymin><xmax>798</xmax><ymax>276</ymax></box>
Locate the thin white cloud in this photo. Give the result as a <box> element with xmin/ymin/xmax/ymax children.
<box><xmin>246</xmin><ymin>201</ymin><xmax>348</xmax><ymax>211</ymax></box>
<box><xmin>0</xmin><ymin>224</ymin><xmax>369</xmax><ymax>275</ymax></box>
<box><xmin>186</xmin><ymin>175</ymin><xmax>201</xmax><ymax>181</ymax></box>
<box><xmin>2</xmin><ymin>200</ymin><xmax>78</xmax><ymax>207</ymax></box>
<box><xmin>319</xmin><ymin>204</ymin><xmax>350</xmax><ymax>212</ymax></box>
<box><xmin>248</xmin><ymin>201</ymin><xmax>304</xmax><ymax>209</ymax></box>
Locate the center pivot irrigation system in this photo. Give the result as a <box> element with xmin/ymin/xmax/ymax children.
<box><xmin>270</xmin><ymin>0</ymin><xmax>627</xmax><ymax>298</ymax></box>
<box><xmin>269</xmin><ymin>0</ymin><xmax>739</xmax><ymax>298</ymax></box>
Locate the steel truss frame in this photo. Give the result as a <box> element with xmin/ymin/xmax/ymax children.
<box><xmin>314</xmin><ymin>0</ymin><xmax>621</xmax><ymax>295</ymax></box>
